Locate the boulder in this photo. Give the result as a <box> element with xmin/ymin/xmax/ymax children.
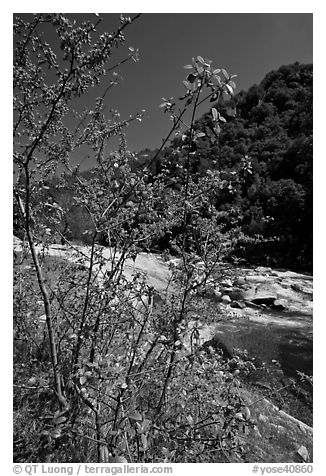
<box><xmin>213</xmin><ymin>290</ymin><xmax>222</xmax><ymax>301</ymax></box>
<box><xmin>241</xmin><ymin>283</ymin><xmax>277</xmax><ymax>303</ymax></box>
<box><xmin>221</xmin><ymin>295</ymin><xmax>231</xmax><ymax>304</ymax></box>
<box><xmin>220</xmin><ymin>278</ymin><xmax>233</xmax><ymax>287</ymax></box>
<box><xmin>272</xmin><ymin>299</ymin><xmax>288</xmax><ymax>310</ymax></box>
<box><xmin>230</xmin><ymin>300</ymin><xmax>246</xmax><ymax>309</ymax></box>
<box><xmin>251</xmin><ymin>296</ymin><xmax>276</xmax><ymax>306</ymax></box>
<box><xmin>244</xmin><ymin>300</ymin><xmax>261</xmax><ymax>308</ymax></box>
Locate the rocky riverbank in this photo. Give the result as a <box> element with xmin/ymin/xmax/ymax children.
<box><xmin>14</xmin><ymin>238</ymin><xmax>313</xmax><ymax>461</ymax></box>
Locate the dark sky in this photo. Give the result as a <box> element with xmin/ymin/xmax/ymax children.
<box><xmin>16</xmin><ymin>13</ymin><xmax>313</xmax><ymax>169</ymax></box>
<box><xmin>108</xmin><ymin>13</ymin><xmax>312</xmax><ymax>149</ymax></box>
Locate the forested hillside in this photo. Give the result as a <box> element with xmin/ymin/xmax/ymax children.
<box><xmin>138</xmin><ymin>62</ymin><xmax>313</xmax><ymax>269</ymax></box>
<box><xmin>15</xmin><ymin>62</ymin><xmax>312</xmax><ymax>270</ymax></box>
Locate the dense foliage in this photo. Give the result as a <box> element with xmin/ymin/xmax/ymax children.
<box><xmin>14</xmin><ymin>14</ymin><xmax>259</xmax><ymax>463</ymax></box>
<box><xmin>13</xmin><ymin>12</ymin><xmax>312</xmax><ymax>465</ymax></box>
<box><xmin>21</xmin><ymin>62</ymin><xmax>313</xmax><ymax>270</ymax></box>
<box><xmin>139</xmin><ymin>62</ymin><xmax>313</xmax><ymax>270</ymax></box>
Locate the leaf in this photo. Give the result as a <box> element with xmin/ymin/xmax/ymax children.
<box><xmin>51</xmin><ymin>429</ymin><xmax>61</xmax><ymax>439</ymax></box>
<box><xmin>229</xmin><ymin>80</ymin><xmax>236</xmax><ymax>89</ymax></box>
<box><xmin>211</xmin><ymin>108</ymin><xmax>218</xmax><ymax>121</ymax></box>
<box><xmin>205</xmin><ymin>126</ymin><xmax>214</xmax><ymax>138</ymax></box>
<box><xmin>80</xmin><ymin>375</ymin><xmax>87</xmax><ymax>385</ymax></box>
<box><xmin>297</xmin><ymin>445</ymin><xmax>309</xmax><ymax>462</ymax></box>
<box><xmin>242</xmin><ymin>406</ymin><xmax>251</xmax><ymax>420</ymax></box>
<box><xmin>219</xmin><ymin>115</ymin><xmax>226</xmax><ymax>123</ymax></box>
<box><xmin>186</xmin><ymin>73</ymin><xmax>197</xmax><ymax>83</ymax></box>
<box><xmin>225</xmin><ymin>83</ymin><xmax>234</xmax><ymax>95</ymax></box>
<box><xmin>221</xmin><ymin>68</ymin><xmax>229</xmax><ymax>80</ymax></box>
<box><xmin>213</xmin><ymin>68</ymin><xmax>221</xmax><ymax>74</ymax></box>
<box><xmin>214</xmin><ymin>124</ymin><xmax>221</xmax><ymax>135</ymax></box>
<box><xmin>214</xmin><ymin>75</ymin><xmax>222</xmax><ymax>86</ymax></box>
<box><xmin>129</xmin><ymin>411</ymin><xmax>142</xmax><ymax>421</ymax></box>
<box><xmin>197</xmin><ymin>56</ymin><xmax>205</xmax><ymax>64</ymax></box>
<box><xmin>196</xmin><ymin>132</ymin><xmax>206</xmax><ymax>138</ymax></box>
<box><xmin>210</xmin><ymin>92</ymin><xmax>219</xmax><ymax>102</ymax></box>
<box><xmin>183</xmin><ymin>80</ymin><xmax>190</xmax><ymax>89</ymax></box>
<box><xmin>184</xmin><ymin>64</ymin><xmax>193</xmax><ymax>69</ymax></box>
<box><xmin>226</xmin><ymin>107</ymin><xmax>237</xmax><ymax>117</ymax></box>
<box><xmin>55</xmin><ymin>415</ymin><xmax>67</xmax><ymax>425</ymax></box>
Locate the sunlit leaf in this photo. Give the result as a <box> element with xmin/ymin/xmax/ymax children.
<box><xmin>211</xmin><ymin>108</ymin><xmax>218</xmax><ymax>121</ymax></box>
<box><xmin>213</xmin><ymin>68</ymin><xmax>221</xmax><ymax>75</ymax></box>
<box><xmin>51</xmin><ymin>429</ymin><xmax>61</xmax><ymax>439</ymax></box>
<box><xmin>197</xmin><ymin>56</ymin><xmax>205</xmax><ymax>64</ymax></box>
<box><xmin>210</xmin><ymin>92</ymin><xmax>219</xmax><ymax>102</ymax></box>
<box><xmin>184</xmin><ymin>64</ymin><xmax>193</xmax><ymax>69</ymax></box>
<box><xmin>242</xmin><ymin>406</ymin><xmax>251</xmax><ymax>420</ymax></box>
<box><xmin>222</xmin><ymin>68</ymin><xmax>229</xmax><ymax>80</ymax></box>
<box><xmin>214</xmin><ymin>124</ymin><xmax>221</xmax><ymax>135</ymax></box>
<box><xmin>55</xmin><ymin>415</ymin><xmax>67</xmax><ymax>425</ymax></box>
<box><xmin>225</xmin><ymin>83</ymin><xmax>234</xmax><ymax>95</ymax></box>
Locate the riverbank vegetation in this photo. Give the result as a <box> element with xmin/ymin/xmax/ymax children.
<box><xmin>13</xmin><ymin>13</ymin><xmax>312</xmax><ymax>463</ymax></box>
